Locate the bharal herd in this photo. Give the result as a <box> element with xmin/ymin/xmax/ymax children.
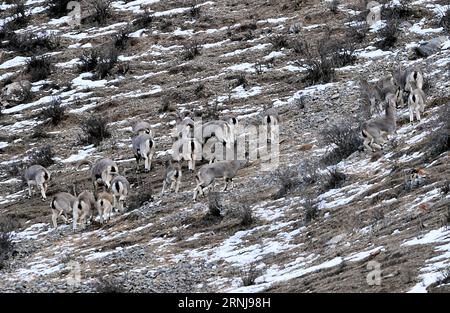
<box><xmin>361</xmin><ymin>66</ymin><xmax>426</xmax><ymax>152</ymax></box>
<box><xmin>22</xmin><ymin>65</ymin><xmax>427</xmax><ymax>232</ymax></box>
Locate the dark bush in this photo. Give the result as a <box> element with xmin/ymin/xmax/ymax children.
<box><xmin>127</xmin><ymin>181</ymin><xmax>153</xmax><ymax>210</ymax></box>
<box><xmin>424</xmin><ymin>104</ymin><xmax>450</xmax><ymax>159</ymax></box>
<box><xmin>158</xmin><ymin>96</ymin><xmax>171</xmax><ymax>113</ymax></box>
<box><xmin>95</xmin><ymin>46</ymin><xmax>119</xmax><ymax>79</ymax></box>
<box><xmin>47</xmin><ymin>0</ymin><xmax>72</xmax><ymax>18</ymax></box>
<box><xmin>6</xmin><ymin>32</ymin><xmax>60</xmax><ymax>54</ymax></box>
<box><xmin>0</xmin><ymin>217</ymin><xmax>17</xmax><ymax>270</ymax></box>
<box><xmin>227</xmin><ymin>204</ymin><xmax>254</xmax><ymax>227</ymax></box>
<box><xmin>8</xmin><ymin>0</ymin><xmax>30</xmax><ymax>29</ymax></box>
<box><xmin>31</xmin><ymin>126</ymin><xmax>50</xmax><ymax>139</ymax></box>
<box><xmin>194</xmin><ymin>83</ymin><xmax>206</xmax><ymax>98</ymax></box>
<box><xmin>91</xmin><ymin>0</ymin><xmax>112</xmax><ymax>26</ymax></box>
<box><xmin>182</xmin><ymin>42</ymin><xmax>201</xmax><ymax>60</ymax></box>
<box><xmin>269</xmin><ymin>34</ymin><xmax>289</xmax><ymax>50</ymax></box>
<box><xmin>303</xmin><ymin>198</ymin><xmax>318</xmax><ymax>225</ymax></box>
<box><xmin>439</xmin><ymin>9</ymin><xmax>450</xmax><ymax>33</ymax></box>
<box><xmin>302</xmin><ymin>58</ymin><xmax>335</xmax><ymax>86</ymax></box>
<box><xmin>116</xmin><ymin>62</ymin><xmax>130</xmax><ymax>76</ymax></box>
<box><xmin>95</xmin><ymin>277</ymin><xmax>127</xmax><ymax>293</ymax></box>
<box><xmin>239</xmin><ymin>205</ymin><xmax>253</xmax><ymax>227</ymax></box>
<box><xmin>374</xmin><ymin>19</ymin><xmax>399</xmax><ymax>51</ymax></box>
<box><xmin>441</xmin><ymin>180</ymin><xmax>450</xmax><ymax>195</ymax></box>
<box><xmin>208</xmin><ymin>192</ymin><xmax>223</xmax><ymax>217</ymax></box>
<box><xmin>41</xmin><ymin>98</ymin><xmax>65</xmax><ymax>126</ymax></box>
<box><xmin>322</xmin><ymin>168</ymin><xmax>347</xmax><ymax>191</ymax></box>
<box><xmin>235</xmin><ymin>22</ymin><xmax>257</xmax><ymax>33</ymax></box>
<box><xmin>204</xmin><ymin>100</ymin><xmax>219</xmax><ymax>120</ymax></box>
<box><xmin>381</xmin><ymin>1</ymin><xmax>415</xmax><ymax>21</ymax></box>
<box><xmin>25</xmin><ymin>56</ymin><xmax>54</xmax><ymax>82</ymax></box>
<box><xmin>330</xmin><ymin>44</ymin><xmax>357</xmax><ymax>68</ymax></box>
<box><xmin>133</xmin><ymin>9</ymin><xmax>153</xmax><ymax>29</ymax></box>
<box><xmin>328</xmin><ymin>0</ymin><xmax>339</xmax><ymax>14</ymax></box>
<box><xmin>232</xmin><ymin>74</ymin><xmax>249</xmax><ymax>89</ymax></box>
<box><xmin>441</xmin><ymin>206</ymin><xmax>450</xmax><ymax>228</ymax></box>
<box><xmin>78</xmin><ymin>49</ymin><xmax>100</xmax><ymax>73</ymax></box>
<box><xmin>80</xmin><ymin>116</ymin><xmax>111</xmax><ymax>146</ymax></box>
<box><xmin>242</xmin><ymin>266</ymin><xmax>261</xmax><ymax>286</ymax></box>
<box><xmin>290</xmin><ymin>39</ymin><xmax>310</xmax><ymax>56</ymax></box>
<box><xmin>114</xmin><ymin>25</ymin><xmax>132</xmax><ymax>50</ymax></box>
<box><xmin>272</xmin><ymin>166</ymin><xmax>301</xmax><ymax>200</ymax></box>
<box><xmin>2</xmin><ymin>161</ymin><xmax>25</xmax><ymax>179</ymax></box>
<box><xmin>321</xmin><ymin>121</ymin><xmax>363</xmax><ymax>165</ymax></box>
<box><xmin>298</xmin><ymin>159</ymin><xmax>320</xmax><ymax>186</ymax></box>
<box><xmin>346</xmin><ymin>23</ymin><xmax>368</xmax><ymax>44</ymax></box>
<box><xmin>29</xmin><ymin>145</ymin><xmax>55</xmax><ymax>168</ymax></box>
<box><xmin>200</xmin><ymin>192</ymin><xmax>224</xmax><ymax>225</ymax></box>
<box><xmin>189</xmin><ymin>1</ymin><xmax>201</xmax><ymax>19</ymax></box>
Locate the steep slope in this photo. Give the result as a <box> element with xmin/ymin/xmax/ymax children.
<box><xmin>0</xmin><ymin>0</ymin><xmax>449</xmax><ymax>292</ymax></box>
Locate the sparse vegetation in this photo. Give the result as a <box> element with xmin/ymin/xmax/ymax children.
<box><xmin>241</xmin><ymin>265</ymin><xmax>261</xmax><ymax>286</ymax></box>
<box><xmin>5</xmin><ymin>32</ymin><xmax>60</xmax><ymax>54</ymax></box>
<box><xmin>2</xmin><ymin>161</ymin><xmax>25</xmax><ymax>179</ymax></box>
<box><xmin>372</xmin><ymin>207</ymin><xmax>384</xmax><ymax>222</ymax></box>
<box><xmin>132</xmin><ymin>9</ymin><xmax>153</xmax><ymax>29</ymax></box>
<box><xmin>0</xmin><ymin>216</ymin><xmax>17</xmax><ymax>270</ymax></box>
<box><xmin>189</xmin><ymin>1</ymin><xmax>201</xmax><ymax>19</ymax></box>
<box><xmin>321</xmin><ymin>121</ymin><xmax>363</xmax><ymax>165</ymax></box>
<box><xmin>207</xmin><ymin>192</ymin><xmax>223</xmax><ymax>218</ymax></box>
<box><xmin>114</xmin><ymin>25</ymin><xmax>133</xmax><ymax>50</ymax></box>
<box><xmin>78</xmin><ymin>47</ymin><xmax>119</xmax><ymax>79</ymax></box>
<box><xmin>1</xmin><ymin>0</ymin><xmax>450</xmax><ymax>293</ymax></box>
<box><xmin>199</xmin><ymin>193</ymin><xmax>224</xmax><ymax>225</ymax></box>
<box><xmin>381</xmin><ymin>1</ymin><xmax>415</xmax><ymax>21</ymax></box>
<box><xmin>441</xmin><ymin>206</ymin><xmax>450</xmax><ymax>229</ymax></box>
<box><xmin>290</xmin><ymin>39</ymin><xmax>310</xmax><ymax>56</ymax></box>
<box><xmin>78</xmin><ymin>49</ymin><xmax>100</xmax><ymax>73</ymax></box>
<box><xmin>302</xmin><ymin>57</ymin><xmax>335</xmax><ymax>86</ymax></box>
<box><xmin>47</xmin><ymin>0</ymin><xmax>72</xmax><ymax>18</ymax></box>
<box><xmin>439</xmin><ymin>9</ymin><xmax>450</xmax><ymax>34</ymax></box>
<box><xmin>346</xmin><ymin>23</ymin><xmax>368</xmax><ymax>44</ymax></box>
<box><xmin>80</xmin><ymin>116</ymin><xmax>111</xmax><ymax>146</ymax></box>
<box><xmin>303</xmin><ymin>198</ymin><xmax>318</xmax><ymax>225</ymax></box>
<box><xmin>232</xmin><ymin>74</ymin><xmax>249</xmax><ymax>89</ymax></box>
<box><xmin>90</xmin><ymin>0</ymin><xmax>112</xmax><ymax>26</ymax></box>
<box><xmin>96</xmin><ymin>46</ymin><xmax>119</xmax><ymax>79</ymax></box>
<box><xmin>41</xmin><ymin>98</ymin><xmax>65</xmax><ymax>126</ymax></box>
<box><xmin>31</xmin><ymin>126</ymin><xmax>50</xmax><ymax>139</ymax></box>
<box><xmin>322</xmin><ymin>168</ymin><xmax>347</xmax><ymax>191</ymax></box>
<box><xmin>375</xmin><ymin>19</ymin><xmax>399</xmax><ymax>51</ymax></box>
<box><xmin>272</xmin><ymin>166</ymin><xmax>300</xmax><ymax>200</ymax></box>
<box><xmin>328</xmin><ymin>0</ymin><xmax>339</xmax><ymax>14</ymax></box>
<box><xmin>424</xmin><ymin>104</ymin><xmax>449</xmax><ymax>159</ymax></box>
<box><xmin>269</xmin><ymin>34</ymin><xmax>289</xmax><ymax>50</ymax></box>
<box><xmin>28</xmin><ymin>145</ymin><xmax>55</xmax><ymax>168</ymax></box>
<box><xmin>95</xmin><ymin>277</ymin><xmax>128</xmax><ymax>293</ymax></box>
<box><xmin>182</xmin><ymin>42</ymin><xmax>202</xmax><ymax>60</ymax></box>
<box><xmin>238</xmin><ymin>205</ymin><xmax>253</xmax><ymax>227</ymax></box>
<box><xmin>25</xmin><ymin>56</ymin><xmax>54</xmax><ymax>82</ymax></box>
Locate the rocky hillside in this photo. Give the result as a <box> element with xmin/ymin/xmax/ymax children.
<box><xmin>0</xmin><ymin>0</ymin><xmax>449</xmax><ymax>293</ymax></box>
